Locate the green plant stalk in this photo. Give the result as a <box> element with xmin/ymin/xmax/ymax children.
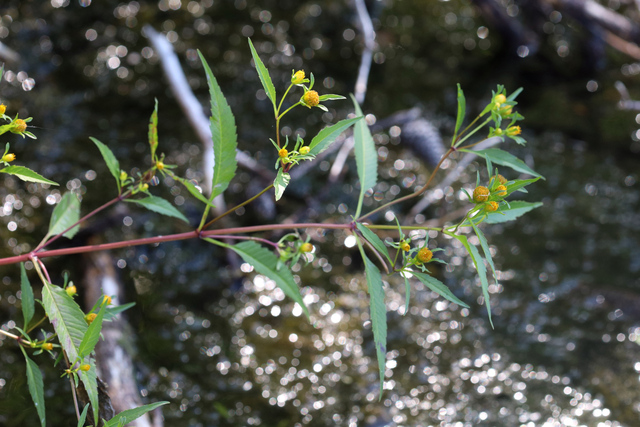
<box><xmin>451</xmin><ymin>111</ymin><xmax>487</xmax><ymax>146</ymax></box>
<box><xmin>202</xmin><ymin>183</ymin><xmax>274</xmax><ymax>229</ymax></box>
<box><xmin>454</xmin><ymin>117</ymin><xmax>492</xmax><ymax>148</ymax></box>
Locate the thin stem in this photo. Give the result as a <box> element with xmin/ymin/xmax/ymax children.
<box><xmin>357</xmin><ymin>147</ymin><xmax>454</xmax><ymax>222</ymax></box>
<box><xmin>64</xmin><ymin>353</ymin><xmax>82</xmax><ymax>421</ymax></box>
<box><xmin>454</xmin><ymin>117</ymin><xmax>492</xmax><ymax>147</ymax></box>
<box><xmin>197</xmin><ymin>204</ymin><xmax>212</xmax><ymax>232</ymax></box>
<box><xmin>31</xmin><ymin>256</ymin><xmax>49</xmax><ymax>286</ymax></box>
<box><xmin>278</xmin><ymin>102</ymin><xmax>301</xmax><ymax>121</ymax></box>
<box><xmin>207</xmin><ymin>235</ymin><xmax>278</xmax><ymax>248</ymax></box>
<box><xmin>358</xmin><ymin>233</ymin><xmax>389</xmax><ymax>274</ymax></box>
<box><xmin>277</xmin><ymin>84</ymin><xmax>295</xmax><ymax>116</ymax></box>
<box><xmin>452</xmin><ymin>113</ymin><xmax>485</xmax><ymax>146</ymax></box>
<box><xmin>202</xmin><ymin>184</ymin><xmax>274</xmax><ymax>230</ymax></box>
<box><xmin>0</xmin><ymin>329</ymin><xmax>19</xmax><ymax>340</ymax></box>
<box><xmin>365</xmin><ymin>225</ymin><xmax>442</xmax><ymax>231</ymax></box>
<box><xmin>26</xmin><ymin>316</ymin><xmax>48</xmax><ymax>334</ymax></box>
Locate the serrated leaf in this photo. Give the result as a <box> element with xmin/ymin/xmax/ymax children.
<box><xmin>470</xmin><ymin>222</ymin><xmax>498</xmax><ymax>285</ymax></box>
<box><xmin>198</xmin><ymin>51</ymin><xmax>238</xmax><ymax>200</ymax></box>
<box><xmin>126</xmin><ymin>196</ymin><xmax>188</xmax><ymax>223</ymax></box>
<box><xmin>412</xmin><ymin>271</ymin><xmax>470</xmax><ymax>308</ymax></box>
<box><xmin>356</xmin><ymin>223</ymin><xmax>391</xmax><ymax>264</ymax></box>
<box><xmin>470</xmin><ymin>148</ymin><xmax>543</xmax><ymax>179</ymax></box>
<box><xmin>362</xmin><ymin>253</ymin><xmax>387</xmax><ymax>395</ymax></box>
<box><xmin>77</xmin><ymin>404</ymin><xmax>90</xmax><ymax>427</ymax></box>
<box><xmin>78</xmin><ymin>359</ymin><xmax>99</xmax><ymax>425</ymax></box>
<box><xmin>148</xmin><ymin>99</ymin><xmax>159</xmax><ymax>160</ymax></box>
<box><xmin>104</xmin><ymin>401</ymin><xmax>169</xmax><ymax>427</ymax></box>
<box><xmin>228</xmin><ymin>241</ymin><xmax>309</xmax><ymax>318</ymax></box>
<box><xmin>247</xmin><ymin>39</ymin><xmax>276</xmax><ymax>108</ymax></box>
<box><xmin>0</xmin><ymin>165</ymin><xmax>58</xmax><ymax>185</ymax></box>
<box><xmin>308</xmin><ymin>116</ymin><xmax>362</xmax><ymax>156</ymax></box>
<box><xmin>484</xmin><ymin>201</ymin><xmax>543</xmax><ymax>224</ymax></box>
<box><xmin>274</xmin><ymin>168</ymin><xmax>290</xmax><ymax>201</ymax></box>
<box><xmin>455</xmin><ymin>234</ymin><xmax>493</xmax><ymax>327</ymax></box>
<box><xmin>351</xmin><ymin>95</ymin><xmax>377</xmax><ymax>218</ymax></box>
<box><xmin>47</xmin><ymin>192</ymin><xmax>81</xmax><ymax>239</ymax></box>
<box><xmin>89</xmin><ymin>137</ymin><xmax>121</xmax><ymax>193</ymax></box>
<box><xmin>20</xmin><ymin>263</ymin><xmax>35</xmax><ymax>329</ymax></box>
<box><xmin>78</xmin><ymin>300</ymin><xmax>107</xmax><ymax>359</ymax></box>
<box><xmin>454</xmin><ymin>83</ymin><xmax>466</xmax><ymax>140</ymax></box>
<box><xmin>20</xmin><ymin>347</ymin><xmax>45</xmax><ymax>427</ymax></box>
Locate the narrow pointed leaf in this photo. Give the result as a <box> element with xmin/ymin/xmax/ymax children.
<box><xmin>148</xmin><ymin>99</ymin><xmax>159</xmax><ymax>160</ymax></box>
<box><xmin>318</xmin><ymin>94</ymin><xmax>346</xmax><ymax>101</ymax></box>
<box><xmin>485</xmin><ymin>201</ymin><xmax>543</xmax><ymax>224</ymax></box>
<box><xmin>453</xmin><ymin>83</ymin><xmax>466</xmax><ymax>140</ymax></box>
<box><xmin>90</xmin><ymin>137</ymin><xmax>121</xmax><ymax>193</ymax></box>
<box><xmin>47</xmin><ymin>192</ymin><xmax>81</xmax><ymax>239</ymax></box>
<box><xmin>362</xmin><ymin>252</ymin><xmax>387</xmax><ymax>395</ymax></box>
<box><xmin>104</xmin><ymin>401</ymin><xmax>169</xmax><ymax>427</ymax></box>
<box><xmin>227</xmin><ymin>241</ymin><xmax>309</xmax><ymax>318</ymax></box>
<box><xmin>175</xmin><ymin>176</ymin><xmax>216</xmax><ymax>207</ymax></box>
<box><xmin>103</xmin><ymin>302</ymin><xmax>136</xmax><ymax>322</ymax></box>
<box><xmin>247</xmin><ymin>39</ymin><xmax>276</xmax><ymax>107</ymax></box>
<box><xmin>78</xmin><ymin>300</ymin><xmax>107</xmax><ymax>359</ymax></box>
<box><xmin>126</xmin><ymin>196</ymin><xmax>188</xmax><ymax>223</ymax></box>
<box><xmin>403</xmin><ymin>275</ymin><xmax>411</xmax><ymax>315</ymax></box>
<box><xmin>308</xmin><ymin>116</ymin><xmax>362</xmax><ymax>156</ymax></box>
<box><xmin>78</xmin><ymin>359</ymin><xmax>100</xmax><ymax>425</ymax></box>
<box><xmin>274</xmin><ymin>168</ymin><xmax>290</xmax><ymax>201</ymax></box>
<box><xmin>412</xmin><ymin>271</ymin><xmax>469</xmax><ymax>308</ymax></box>
<box><xmin>455</xmin><ymin>234</ymin><xmax>493</xmax><ymax>327</ymax></box>
<box><xmin>20</xmin><ymin>347</ymin><xmax>46</xmax><ymax>427</ymax></box>
<box><xmin>505</xmin><ymin>177</ymin><xmax>540</xmax><ymax>194</ymax></box>
<box><xmin>198</xmin><ymin>51</ymin><xmax>238</xmax><ymax>200</ymax></box>
<box><xmin>77</xmin><ymin>404</ymin><xmax>90</xmax><ymax>427</ymax></box>
<box><xmin>356</xmin><ymin>223</ymin><xmax>391</xmax><ymax>264</ymax></box>
<box><xmin>20</xmin><ymin>263</ymin><xmax>35</xmax><ymax>328</ymax></box>
<box><xmin>0</xmin><ymin>165</ymin><xmax>58</xmax><ymax>185</ymax></box>
<box><xmin>470</xmin><ymin>222</ymin><xmax>498</xmax><ymax>284</ymax></box>
<box><xmin>469</xmin><ymin>148</ymin><xmax>543</xmax><ymax>179</ymax></box>
<box><xmin>351</xmin><ymin>95</ymin><xmax>377</xmax><ymax>218</ymax></box>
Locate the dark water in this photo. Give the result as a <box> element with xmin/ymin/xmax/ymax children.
<box><xmin>1</xmin><ymin>1</ymin><xmax>639</xmax><ymax>426</ymax></box>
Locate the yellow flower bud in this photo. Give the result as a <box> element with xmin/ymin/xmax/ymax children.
<box><xmin>80</xmin><ymin>364</ymin><xmax>91</xmax><ymax>372</ymax></box>
<box><xmin>400</xmin><ymin>242</ymin><xmax>410</xmax><ymax>252</ymax></box>
<box><xmin>102</xmin><ymin>295</ymin><xmax>112</xmax><ymax>305</ymax></box>
<box><xmin>299</xmin><ymin>146</ymin><xmax>310</xmax><ymax>155</ymax></box>
<box><xmin>85</xmin><ymin>313</ymin><xmax>97</xmax><ymax>324</ymax></box>
<box><xmin>494</xmin><ymin>128</ymin><xmax>503</xmax><ymax>136</ymax></box>
<box><xmin>0</xmin><ymin>104</ymin><xmax>6</xmax><ymax>115</ymax></box>
<box><xmin>506</xmin><ymin>126</ymin><xmax>521</xmax><ymax>136</ymax></box>
<box><xmin>416</xmin><ymin>247</ymin><xmax>433</xmax><ymax>264</ymax></box>
<box><xmin>472</xmin><ymin>186</ymin><xmax>490</xmax><ymax>203</ymax></box>
<box><xmin>140</xmin><ymin>183</ymin><xmax>149</xmax><ymax>191</ymax></box>
<box><xmin>291</xmin><ymin>70</ymin><xmax>305</xmax><ymax>85</ymax></box>
<box><xmin>494</xmin><ymin>174</ymin><xmax>508</xmax><ymax>185</ymax></box>
<box><xmin>42</xmin><ymin>343</ymin><xmax>54</xmax><ymax>351</ymax></box>
<box><xmin>66</xmin><ymin>285</ymin><xmax>77</xmax><ymax>297</ymax></box>
<box><xmin>1</xmin><ymin>153</ymin><xmax>16</xmax><ymax>163</ymax></box>
<box><xmin>13</xmin><ymin>119</ymin><xmax>27</xmax><ymax>133</ymax></box>
<box><xmin>494</xmin><ymin>94</ymin><xmax>507</xmax><ymax>106</ymax></box>
<box><xmin>302</xmin><ymin>90</ymin><xmax>319</xmax><ymax>108</ymax></box>
<box><xmin>300</xmin><ymin>242</ymin><xmax>313</xmax><ymax>253</ymax></box>
<box><xmin>278</xmin><ymin>148</ymin><xmax>288</xmax><ymax>158</ymax></box>
<box><xmin>499</xmin><ymin>105</ymin><xmax>513</xmax><ymax>117</ymax></box>
<box><xmin>156</xmin><ymin>161</ymin><xmax>165</xmax><ymax>170</ymax></box>
<box><xmin>494</xmin><ymin>185</ymin><xmax>507</xmax><ymax>197</ymax></box>
<box><xmin>485</xmin><ymin>201</ymin><xmax>499</xmax><ymax>212</ymax></box>
<box><xmin>120</xmin><ymin>171</ymin><xmax>128</xmax><ymax>181</ymax></box>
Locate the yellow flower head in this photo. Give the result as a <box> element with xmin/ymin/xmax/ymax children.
<box><xmin>299</xmin><ymin>146</ymin><xmax>310</xmax><ymax>155</ymax></box>
<box><xmin>494</xmin><ymin>174</ymin><xmax>508</xmax><ymax>185</ymax></box>
<box><xmin>416</xmin><ymin>247</ymin><xmax>433</xmax><ymax>264</ymax></box>
<box><xmin>400</xmin><ymin>242</ymin><xmax>411</xmax><ymax>252</ymax></box>
<box><xmin>1</xmin><ymin>153</ymin><xmax>16</xmax><ymax>163</ymax></box>
<box><xmin>485</xmin><ymin>201</ymin><xmax>499</xmax><ymax>212</ymax></box>
<box><xmin>120</xmin><ymin>171</ymin><xmax>128</xmax><ymax>181</ymax></box>
<box><xmin>0</xmin><ymin>104</ymin><xmax>6</xmax><ymax>115</ymax></box>
<box><xmin>494</xmin><ymin>94</ymin><xmax>507</xmax><ymax>106</ymax></box>
<box><xmin>85</xmin><ymin>313</ymin><xmax>98</xmax><ymax>324</ymax></box>
<box><xmin>494</xmin><ymin>185</ymin><xmax>507</xmax><ymax>197</ymax></box>
<box><xmin>66</xmin><ymin>285</ymin><xmax>77</xmax><ymax>297</ymax></box>
<box><xmin>506</xmin><ymin>126</ymin><xmax>521</xmax><ymax>136</ymax></box>
<box><xmin>302</xmin><ymin>90</ymin><xmax>320</xmax><ymax>108</ymax></box>
<box><xmin>472</xmin><ymin>186</ymin><xmax>490</xmax><ymax>203</ymax></box>
<box><xmin>13</xmin><ymin>119</ymin><xmax>27</xmax><ymax>133</ymax></box>
<box><xmin>156</xmin><ymin>161</ymin><xmax>165</xmax><ymax>170</ymax></box>
<box><xmin>291</xmin><ymin>70</ymin><xmax>305</xmax><ymax>85</ymax></box>
<box><xmin>80</xmin><ymin>364</ymin><xmax>91</xmax><ymax>372</ymax></box>
<box><xmin>42</xmin><ymin>343</ymin><xmax>54</xmax><ymax>351</ymax></box>
<box><xmin>300</xmin><ymin>242</ymin><xmax>313</xmax><ymax>253</ymax></box>
<box><xmin>278</xmin><ymin>148</ymin><xmax>288</xmax><ymax>158</ymax></box>
<box><xmin>102</xmin><ymin>295</ymin><xmax>112</xmax><ymax>305</ymax></box>
<box><xmin>499</xmin><ymin>105</ymin><xmax>513</xmax><ymax>117</ymax></box>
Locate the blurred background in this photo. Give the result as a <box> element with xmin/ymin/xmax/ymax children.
<box><xmin>0</xmin><ymin>0</ymin><xmax>639</xmax><ymax>426</ymax></box>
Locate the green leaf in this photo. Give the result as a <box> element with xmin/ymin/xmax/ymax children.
<box><xmin>308</xmin><ymin>116</ymin><xmax>362</xmax><ymax>156</ymax></box>
<box><xmin>104</xmin><ymin>401</ymin><xmax>169</xmax><ymax>427</ymax></box>
<box><xmin>20</xmin><ymin>347</ymin><xmax>46</xmax><ymax>427</ymax></box>
<box><xmin>78</xmin><ymin>300</ymin><xmax>107</xmax><ymax>359</ymax></box>
<box><xmin>198</xmin><ymin>51</ymin><xmax>238</xmax><ymax>200</ymax></box>
<box><xmin>104</xmin><ymin>302</ymin><xmax>136</xmax><ymax>322</ymax></box>
<box><xmin>46</xmin><ymin>192</ymin><xmax>81</xmax><ymax>240</ymax></box>
<box><xmin>126</xmin><ymin>196</ymin><xmax>188</xmax><ymax>223</ymax></box>
<box><xmin>356</xmin><ymin>223</ymin><xmax>391</xmax><ymax>264</ymax></box>
<box><xmin>351</xmin><ymin>95</ymin><xmax>377</xmax><ymax>218</ymax></box>
<box><xmin>453</xmin><ymin>83</ymin><xmax>466</xmax><ymax>141</ymax></box>
<box><xmin>247</xmin><ymin>38</ymin><xmax>276</xmax><ymax>108</ymax></box>
<box><xmin>148</xmin><ymin>99</ymin><xmax>159</xmax><ymax>160</ymax></box>
<box><xmin>20</xmin><ymin>263</ymin><xmax>35</xmax><ymax>329</ymax></box>
<box><xmin>0</xmin><ymin>165</ymin><xmax>58</xmax><ymax>185</ymax></box>
<box><xmin>77</xmin><ymin>404</ymin><xmax>90</xmax><ymax>427</ymax></box>
<box><xmin>485</xmin><ymin>201</ymin><xmax>543</xmax><ymax>224</ymax></box>
<box><xmin>175</xmin><ymin>177</ymin><xmax>216</xmax><ymax>207</ymax></box>
<box><xmin>403</xmin><ymin>275</ymin><xmax>411</xmax><ymax>315</ymax></box>
<box><xmin>454</xmin><ymin>234</ymin><xmax>493</xmax><ymax>327</ymax></box>
<box><xmin>274</xmin><ymin>168</ymin><xmax>290</xmax><ymax>201</ymax></box>
<box><xmin>412</xmin><ymin>271</ymin><xmax>470</xmax><ymax>308</ymax></box>
<box><xmin>505</xmin><ymin>177</ymin><xmax>539</xmax><ymax>194</ymax></box>
<box><xmin>318</xmin><ymin>94</ymin><xmax>346</xmax><ymax>101</ymax></box>
<box><xmin>362</xmin><ymin>252</ymin><xmax>387</xmax><ymax>395</ymax></box>
<box><xmin>89</xmin><ymin>137</ymin><xmax>121</xmax><ymax>193</ymax></box>
<box><xmin>470</xmin><ymin>222</ymin><xmax>498</xmax><ymax>285</ymax></box>
<box><xmin>227</xmin><ymin>241</ymin><xmax>309</xmax><ymax>318</ymax></box>
<box><xmin>78</xmin><ymin>359</ymin><xmax>99</xmax><ymax>425</ymax></box>
<box><xmin>470</xmin><ymin>148</ymin><xmax>543</xmax><ymax>179</ymax></box>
